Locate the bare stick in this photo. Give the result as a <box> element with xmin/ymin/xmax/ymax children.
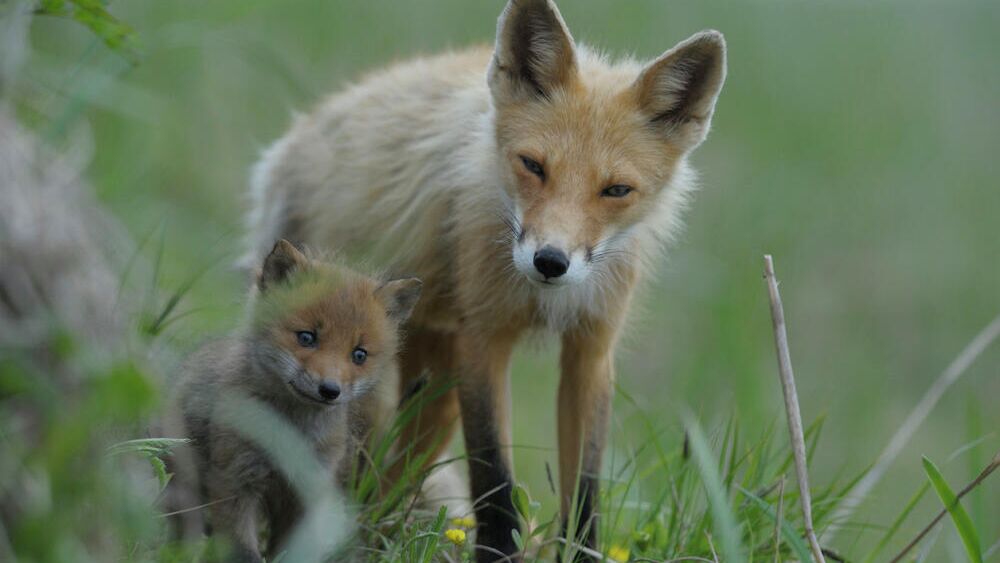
<box><xmin>823</xmin><ymin>313</ymin><xmax>1000</xmax><ymax>542</ymax></box>
<box><xmin>889</xmin><ymin>452</ymin><xmax>1000</xmax><ymax>563</ymax></box>
<box><xmin>763</xmin><ymin>255</ymin><xmax>826</xmax><ymax>563</ymax></box>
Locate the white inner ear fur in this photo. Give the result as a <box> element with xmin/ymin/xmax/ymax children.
<box><xmin>489</xmin><ymin>0</ymin><xmax>577</xmax><ymax>100</ymax></box>
<box><xmin>635</xmin><ymin>30</ymin><xmax>727</xmax><ymax>147</ymax></box>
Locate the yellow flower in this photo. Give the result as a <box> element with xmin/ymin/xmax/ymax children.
<box><xmin>444</xmin><ymin>528</ymin><xmax>467</xmax><ymax>546</ymax></box>
<box><xmin>607</xmin><ymin>545</ymin><xmax>630</xmax><ymax>562</ymax></box>
<box><xmin>450</xmin><ymin>516</ymin><xmax>476</xmax><ymax>529</ymax></box>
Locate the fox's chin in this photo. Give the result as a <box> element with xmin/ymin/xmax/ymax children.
<box><xmin>526</xmin><ymin>277</ymin><xmax>563</xmax><ymax>289</ymax></box>
<box><xmin>520</xmin><ymin>273</ymin><xmax>583</xmax><ymax>290</ymax></box>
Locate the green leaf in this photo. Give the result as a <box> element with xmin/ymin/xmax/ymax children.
<box><xmin>35</xmin><ymin>0</ymin><xmax>139</xmax><ymax>61</ymax></box>
<box><xmin>149</xmin><ymin>455</ymin><xmax>171</xmax><ymax>491</ymax></box>
<box><xmin>528</xmin><ymin>517</ymin><xmax>554</xmax><ymax>540</ymax></box>
<box><xmin>107</xmin><ymin>437</ymin><xmax>190</xmax><ymax>457</ymax></box>
<box><xmin>922</xmin><ymin>456</ymin><xmax>982</xmax><ymax>563</ymax></box>
<box><xmin>511</xmin><ymin>483</ymin><xmax>532</xmax><ymax>521</ymax></box>
<box><xmin>511</xmin><ymin>528</ymin><xmax>524</xmax><ymax>551</ymax></box>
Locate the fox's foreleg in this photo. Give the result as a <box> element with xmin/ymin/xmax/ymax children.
<box><xmin>557</xmin><ymin>317</ymin><xmax>618</xmax><ymax>561</ymax></box>
<box><xmin>457</xmin><ymin>326</ymin><xmax>521</xmax><ymax>562</ymax></box>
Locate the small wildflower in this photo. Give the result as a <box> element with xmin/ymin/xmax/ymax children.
<box><xmin>444</xmin><ymin>528</ymin><xmax>467</xmax><ymax>546</ymax></box>
<box><xmin>450</xmin><ymin>516</ymin><xmax>476</xmax><ymax>528</ymax></box>
<box><xmin>607</xmin><ymin>545</ymin><xmax>630</xmax><ymax>562</ymax></box>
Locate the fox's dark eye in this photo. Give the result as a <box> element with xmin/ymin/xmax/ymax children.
<box><xmin>351</xmin><ymin>347</ymin><xmax>368</xmax><ymax>365</ymax></box>
<box><xmin>601</xmin><ymin>185</ymin><xmax>634</xmax><ymax>198</ymax></box>
<box><xmin>520</xmin><ymin>156</ymin><xmax>545</xmax><ymax>181</ymax></box>
<box><xmin>296</xmin><ymin>331</ymin><xmax>317</xmax><ymax>348</ymax></box>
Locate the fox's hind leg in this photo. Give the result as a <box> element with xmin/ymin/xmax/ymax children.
<box><xmin>387</xmin><ymin>326</ymin><xmax>462</xmax><ymax>496</ymax></box>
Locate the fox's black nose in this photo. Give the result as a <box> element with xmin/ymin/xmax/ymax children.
<box><xmin>533</xmin><ymin>246</ymin><xmax>569</xmax><ymax>279</ymax></box>
<box><xmin>317</xmin><ymin>381</ymin><xmax>341</xmax><ymax>401</ymax></box>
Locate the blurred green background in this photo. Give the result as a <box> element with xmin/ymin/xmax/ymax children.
<box><xmin>20</xmin><ymin>0</ymin><xmax>999</xmax><ymax>558</ymax></box>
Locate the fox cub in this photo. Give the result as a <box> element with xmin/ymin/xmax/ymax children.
<box><xmin>167</xmin><ymin>240</ymin><xmax>421</xmax><ymax>562</ymax></box>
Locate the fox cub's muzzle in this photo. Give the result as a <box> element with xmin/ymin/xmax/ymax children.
<box><xmin>317</xmin><ymin>380</ymin><xmax>341</xmax><ymax>401</ymax></box>
<box><xmin>284</xmin><ymin>368</ymin><xmax>344</xmax><ymax>407</ymax></box>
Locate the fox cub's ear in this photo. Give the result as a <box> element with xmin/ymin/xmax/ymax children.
<box><xmin>634</xmin><ymin>30</ymin><xmax>727</xmax><ymax>149</ymax></box>
<box><xmin>375</xmin><ymin>278</ymin><xmax>423</xmax><ymax>323</ymax></box>
<box><xmin>259</xmin><ymin>239</ymin><xmax>308</xmax><ymax>291</ymax></box>
<box><xmin>489</xmin><ymin>0</ymin><xmax>577</xmax><ymax>102</ymax></box>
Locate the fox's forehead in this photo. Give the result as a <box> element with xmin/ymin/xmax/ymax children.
<box><xmin>257</xmin><ymin>272</ymin><xmax>386</xmax><ymax>336</ymax></box>
<box><xmin>292</xmin><ymin>285</ymin><xmax>379</xmax><ymax>326</ymax></box>
<box><xmin>496</xmin><ymin>82</ymin><xmax>678</xmax><ymax>187</ymax></box>
<box><xmin>289</xmin><ymin>291</ymin><xmax>375</xmax><ymax>328</ymax></box>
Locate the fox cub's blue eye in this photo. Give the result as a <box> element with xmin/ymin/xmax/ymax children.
<box><xmin>296</xmin><ymin>331</ymin><xmax>317</xmax><ymax>348</ymax></box>
<box><xmin>520</xmin><ymin>156</ymin><xmax>545</xmax><ymax>180</ymax></box>
<box><xmin>351</xmin><ymin>347</ymin><xmax>368</xmax><ymax>365</ymax></box>
<box><xmin>601</xmin><ymin>185</ymin><xmax>633</xmax><ymax>198</ymax></box>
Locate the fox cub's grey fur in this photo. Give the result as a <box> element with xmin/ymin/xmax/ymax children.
<box><xmin>166</xmin><ymin>240</ymin><xmax>421</xmax><ymax>562</ymax></box>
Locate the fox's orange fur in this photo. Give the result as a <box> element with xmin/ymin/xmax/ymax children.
<box><xmin>244</xmin><ymin>1</ymin><xmax>726</xmax><ymax>559</ymax></box>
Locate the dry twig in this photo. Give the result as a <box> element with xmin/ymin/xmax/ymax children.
<box><xmin>763</xmin><ymin>255</ymin><xmax>825</xmax><ymax>563</ymax></box>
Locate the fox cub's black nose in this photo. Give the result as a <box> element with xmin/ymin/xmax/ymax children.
<box><xmin>318</xmin><ymin>381</ymin><xmax>341</xmax><ymax>401</ymax></box>
<box><xmin>533</xmin><ymin>246</ymin><xmax>570</xmax><ymax>279</ymax></box>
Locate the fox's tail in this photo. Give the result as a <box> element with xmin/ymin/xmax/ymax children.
<box><xmin>240</xmin><ymin>135</ymin><xmax>295</xmax><ymax>274</ymax></box>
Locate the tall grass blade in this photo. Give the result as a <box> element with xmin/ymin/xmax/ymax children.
<box><xmin>684</xmin><ymin>416</ymin><xmax>744</xmax><ymax>562</ymax></box>
<box><xmin>921</xmin><ymin>456</ymin><xmax>982</xmax><ymax>563</ymax></box>
<box><xmin>418</xmin><ymin>506</ymin><xmax>447</xmax><ymax>563</ymax></box>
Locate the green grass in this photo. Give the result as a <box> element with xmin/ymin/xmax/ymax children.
<box><xmin>161</xmin><ymin>379</ymin><xmax>858</xmax><ymax>562</ymax></box>
<box><xmin>921</xmin><ymin>456</ymin><xmax>982</xmax><ymax>563</ymax></box>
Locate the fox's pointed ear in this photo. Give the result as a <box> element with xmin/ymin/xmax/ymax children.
<box><xmin>258</xmin><ymin>239</ymin><xmax>308</xmax><ymax>291</ymax></box>
<box><xmin>375</xmin><ymin>277</ymin><xmax>422</xmax><ymax>323</ymax></box>
<box><xmin>489</xmin><ymin>0</ymin><xmax>577</xmax><ymax>103</ymax></box>
<box><xmin>634</xmin><ymin>30</ymin><xmax>727</xmax><ymax>149</ymax></box>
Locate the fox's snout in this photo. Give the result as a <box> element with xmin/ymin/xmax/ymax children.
<box><xmin>317</xmin><ymin>380</ymin><xmax>341</xmax><ymax>401</ymax></box>
<box><xmin>533</xmin><ymin>246</ymin><xmax>569</xmax><ymax>279</ymax></box>
<box><xmin>512</xmin><ymin>232</ymin><xmax>591</xmax><ymax>288</ymax></box>
<box><xmin>284</xmin><ymin>371</ymin><xmax>345</xmax><ymax>406</ymax></box>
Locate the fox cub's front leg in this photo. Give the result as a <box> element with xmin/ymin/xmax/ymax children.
<box><xmin>208</xmin><ymin>491</ymin><xmax>262</xmax><ymax>563</ymax></box>
<box><xmin>457</xmin><ymin>327</ymin><xmax>521</xmax><ymax>562</ymax></box>
<box><xmin>205</xmin><ymin>445</ymin><xmax>270</xmax><ymax>563</ymax></box>
<box><xmin>557</xmin><ymin>317</ymin><xmax>618</xmax><ymax>561</ymax></box>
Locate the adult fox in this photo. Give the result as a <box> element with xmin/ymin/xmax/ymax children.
<box><xmin>245</xmin><ymin>0</ymin><xmax>726</xmax><ymax>559</ymax></box>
